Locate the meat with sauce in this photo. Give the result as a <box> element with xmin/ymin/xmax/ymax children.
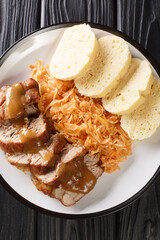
<box><xmin>32</xmin><ymin>144</ymin><xmax>86</xmax><ymax>185</ymax></box>
<box><xmin>6</xmin><ymin>152</ymin><xmax>30</xmax><ymax>171</ymax></box>
<box><xmin>32</xmin><ymin>154</ymin><xmax>103</xmax><ymax>206</ymax></box>
<box><xmin>0</xmin><ymin>114</ymin><xmax>48</xmax><ymax>154</ymax></box>
<box><xmin>6</xmin><ymin>133</ymin><xmax>67</xmax><ymax>174</ymax></box>
<box><xmin>0</xmin><ymin>78</ymin><xmax>104</xmax><ymax>207</ymax></box>
<box><xmin>28</xmin><ymin>134</ymin><xmax>66</xmax><ymax>174</ymax></box>
<box><xmin>0</xmin><ymin>78</ymin><xmax>40</xmax><ymax>121</ymax></box>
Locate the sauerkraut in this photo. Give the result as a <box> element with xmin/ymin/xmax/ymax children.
<box><xmin>30</xmin><ymin>61</ymin><xmax>132</xmax><ymax>173</ymax></box>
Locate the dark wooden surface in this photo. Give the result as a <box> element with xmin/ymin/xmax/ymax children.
<box><xmin>0</xmin><ymin>0</ymin><xmax>160</xmax><ymax>239</ymax></box>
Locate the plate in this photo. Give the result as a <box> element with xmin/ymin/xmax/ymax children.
<box><xmin>0</xmin><ymin>23</ymin><xmax>160</xmax><ymax>218</ymax></box>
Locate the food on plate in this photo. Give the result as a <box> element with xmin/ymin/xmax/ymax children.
<box><xmin>2</xmin><ymin>24</ymin><xmax>160</xmax><ymax>207</ymax></box>
<box><xmin>49</xmin><ymin>24</ymin><xmax>98</xmax><ymax>80</ymax></box>
<box><xmin>0</xmin><ymin>78</ymin><xmax>40</xmax><ymax>120</ymax></box>
<box><xmin>6</xmin><ymin>133</ymin><xmax>67</xmax><ymax>174</ymax></box>
<box><xmin>33</xmin><ymin>144</ymin><xmax>87</xmax><ymax>185</ymax></box>
<box><xmin>31</xmin><ymin>60</ymin><xmax>132</xmax><ymax>173</ymax></box>
<box><xmin>102</xmin><ymin>58</ymin><xmax>153</xmax><ymax>115</ymax></box>
<box><xmin>0</xmin><ymin>78</ymin><xmax>104</xmax><ymax>206</ymax></box>
<box><xmin>32</xmin><ymin>153</ymin><xmax>103</xmax><ymax>207</ymax></box>
<box><xmin>6</xmin><ymin>126</ymin><xmax>103</xmax><ymax>206</ymax></box>
<box><xmin>121</xmin><ymin>78</ymin><xmax>160</xmax><ymax>140</ymax></box>
<box><xmin>0</xmin><ymin>114</ymin><xmax>48</xmax><ymax>154</ymax></box>
<box><xmin>74</xmin><ymin>36</ymin><xmax>131</xmax><ymax>97</ymax></box>
<box><xmin>6</xmin><ymin>152</ymin><xmax>29</xmax><ymax>171</ymax></box>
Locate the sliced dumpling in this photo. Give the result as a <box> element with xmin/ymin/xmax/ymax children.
<box><xmin>49</xmin><ymin>24</ymin><xmax>98</xmax><ymax>80</ymax></box>
<box><xmin>121</xmin><ymin>78</ymin><xmax>160</xmax><ymax>140</ymax></box>
<box><xmin>102</xmin><ymin>58</ymin><xmax>153</xmax><ymax>115</ymax></box>
<box><xmin>75</xmin><ymin>36</ymin><xmax>131</xmax><ymax>98</ymax></box>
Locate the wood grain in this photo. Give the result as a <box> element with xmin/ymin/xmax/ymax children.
<box><xmin>37</xmin><ymin>213</ymin><xmax>117</xmax><ymax>240</ymax></box>
<box><xmin>40</xmin><ymin>0</ymin><xmax>116</xmax><ymax>27</ymax></box>
<box><xmin>0</xmin><ymin>0</ymin><xmax>41</xmax><ymax>55</ymax></box>
<box><xmin>116</xmin><ymin>178</ymin><xmax>160</xmax><ymax>240</ymax></box>
<box><xmin>0</xmin><ymin>1</ymin><xmax>40</xmax><ymax>240</ymax></box>
<box><xmin>117</xmin><ymin>0</ymin><xmax>160</xmax><ymax>66</ymax></box>
<box><xmin>0</xmin><ymin>185</ymin><xmax>36</xmax><ymax>240</ymax></box>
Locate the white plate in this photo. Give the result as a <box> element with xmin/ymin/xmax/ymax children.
<box><xmin>0</xmin><ymin>23</ymin><xmax>160</xmax><ymax>218</ymax></box>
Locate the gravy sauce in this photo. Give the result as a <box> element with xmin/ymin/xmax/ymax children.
<box><xmin>60</xmin><ymin>159</ymin><xmax>97</xmax><ymax>194</ymax></box>
<box><xmin>24</xmin><ymin>140</ymin><xmax>53</xmax><ymax>162</ymax></box>
<box><xmin>10</xmin><ymin>116</ymin><xmax>53</xmax><ymax>162</ymax></box>
<box><xmin>5</xmin><ymin>83</ymin><xmax>25</xmax><ymax>119</ymax></box>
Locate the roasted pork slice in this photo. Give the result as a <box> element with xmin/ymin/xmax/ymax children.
<box><xmin>31</xmin><ymin>175</ymin><xmax>54</xmax><ymax>195</ymax></box>
<box><xmin>51</xmin><ymin>185</ymin><xmax>84</xmax><ymax>207</ymax></box>
<box><xmin>0</xmin><ymin>115</ymin><xmax>48</xmax><ymax>154</ymax></box>
<box><xmin>0</xmin><ymin>86</ymin><xmax>9</xmax><ymax>105</ymax></box>
<box><xmin>48</xmin><ymin>134</ymin><xmax>67</xmax><ymax>154</ymax></box>
<box><xmin>0</xmin><ymin>120</ymin><xmax>24</xmax><ymax>154</ymax></box>
<box><xmin>25</xmin><ymin>104</ymin><xmax>40</xmax><ymax>116</ymax></box>
<box><xmin>6</xmin><ymin>133</ymin><xmax>66</xmax><ymax>174</ymax></box>
<box><xmin>0</xmin><ymin>78</ymin><xmax>40</xmax><ymax>121</ymax></box>
<box><xmin>27</xmin><ymin>114</ymin><xmax>49</xmax><ymax>143</ymax></box>
<box><xmin>6</xmin><ymin>152</ymin><xmax>29</xmax><ymax>167</ymax></box>
<box><xmin>0</xmin><ymin>103</ymin><xmax>6</xmax><ymax>120</ymax></box>
<box><xmin>61</xmin><ymin>144</ymin><xmax>87</xmax><ymax>163</ymax></box>
<box><xmin>84</xmin><ymin>154</ymin><xmax>103</xmax><ymax>178</ymax></box>
<box><xmin>32</xmin><ymin>154</ymin><xmax>104</xmax><ymax>207</ymax></box>
<box><xmin>52</xmin><ymin>154</ymin><xmax>103</xmax><ymax>206</ymax></box>
<box><xmin>29</xmin><ymin>153</ymin><xmax>55</xmax><ymax>175</ymax></box>
<box><xmin>33</xmin><ymin>169</ymin><xmax>60</xmax><ymax>185</ymax></box>
<box><xmin>25</xmin><ymin>88</ymin><xmax>40</xmax><ymax>105</ymax></box>
<box><xmin>20</xmin><ymin>78</ymin><xmax>38</xmax><ymax>90</ymax></box>
<box><xmin>33</xmin><ymin>145</ymin><xmax>86</xmax><ymax>185</ymax></box>
<box><xmin>31</xmin><ymin>177</ymin><xmax>84</xmax><ymax>206</ymax></box>
<box><xmin>29</xmin><ymin>134</ymin><xmax>66</xmax><ymax>174</ymax></box>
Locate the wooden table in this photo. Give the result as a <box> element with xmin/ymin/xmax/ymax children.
<box><xmin>0</xmin><ymin>1</ymin><xmax>160</xmax><ymax>239</ymax></box>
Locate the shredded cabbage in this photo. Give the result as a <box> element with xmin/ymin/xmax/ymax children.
<box><xmin>30</xmin><ymin>61</ymin><xmax>132</xmax><ymax>173</ymax></box>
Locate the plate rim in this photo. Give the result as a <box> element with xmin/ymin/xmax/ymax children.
<box><xmin>0</xmin><ymin>22</ymin><xmax>160</xmax><ymax>219</ymax></box>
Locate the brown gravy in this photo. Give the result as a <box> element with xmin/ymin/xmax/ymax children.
<box><xmin>59</xmin><ymin>159</ymin><xmax>97</xmax><ymax>194</ymax></box>
<box><xmin>10</xmin><ymin>116</ymin><xmax>37</xmax><ymax>144</ymax></box>
<box><xmin>5</xmin><ymin>83</ymin><xmax>25</xmax><ymax>119</ymax></box>
<box><xmin>9</xmin><ymin>102</ymin><xmax>96</xmax><ymax>194</ymax></box>
<box><xmin>10</xmin><ymin>116</ymin><xmax>53</xmax><ymax>162</ymax></box>
<box><xmin>24</xmin><ymin>140</ymin><xmax>53</xmax><ymax>162</ymax></box>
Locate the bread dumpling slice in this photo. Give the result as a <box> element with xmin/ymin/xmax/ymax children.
<box><xmin>121</xmin><ymin>78</ymin><xmax>160</xmax><ymax>140</ymax></box>
<box><xmin>75</xmin><ymin>36</ymin><xmax>131</xmax><ymax>98</ymax></box>
<box><xmin>49</xmin><ymin>24</ymin><xmax>98</xmax><ymax>80</ymax></box>
<box><xmin>102</xmin><ymin>58</ymin><xmax>153</xmax><ymax>115</ymax></box>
